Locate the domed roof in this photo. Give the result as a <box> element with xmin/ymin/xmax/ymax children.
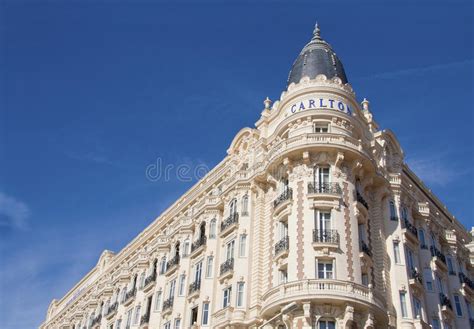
<box><xmin>287</xmin><ymin>23</ymin><xmax>348</xmax><ymax>86</ymax></box>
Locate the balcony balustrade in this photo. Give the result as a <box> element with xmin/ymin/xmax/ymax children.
<box><xmin>220</xmin><ymin>258</ymin><xmax>234</xmax><ymax>277</ymax></box>
<box><xmin>91</xmin><ymin>314</ymin><xmax>102</xmax><ymax>327</ymax></box>
<box><xmin>459</xmin><ymin>273</ymin><xmax>474</xmax><ymax>290</ymax></box>
<box><xmin>439</xmin><ymin>293</ymin><xmax>453</xmax><ymax>310</ymax></box>
<box><xmin>403</xmin><ymin>219</ymin><xmax>418</xmax><ymax>239</ymax></box>
<box><xmin>308</xmin><ymin>182</ymin><xmax>342</xmax><ymax>196</ymax></box>
<box><xmin>162</xmin><ymin>297</ymin><xmax>174</xmax><ymax>313</ymax></box>
<box><xmin>188</xmin><ymin>280</ymin><xmax>201</xmax><ymax>296</ymax></box>
<box><xmin>165</xmin><ymin>254</ymin><xmax>180</xmax><ymax>275</ymax></box>
<box><xmin>191</xmin><ymin>235</ymin><xmax>207</xmax><ymax>254</ymax></box>
<box><xmin>274</xmin><ymin>236</ymin><xmax>289</xmax><ymax>257</ymax></box>
<box><xmin>140</xmin><ymin>312</ymin><xmax>150</xmax><ymax>325</ymax></box>
<box><xmin>220</xmin><ymin>213</ymin><xmax>239</xmax><ymax>236</ymax></box>
<box><xmin>409</xmin><ymin>268</ymin><xmax>423</xmax><ymax>285</ymax></box>
<box><xmin>360</xmin><ymin>240</ymin><xmax>372</xmax><ymax>257</ymax></box>
<box><xmin>273</xmin><ymin>188</ymin><xmax>292</xmax><ymax>208</ymax></box>
<box><xmin>123</xmin><ymin>287</ymin><xmax>136</xmax><ymax>306</ymax></box>
<box><xmin>313</xmin><ymin>229</ymin><xmax>340</xmax><ymax>245</ymax></box>
<box><xmin>105</xmin><ymin>301</ymin><xmax>118</xmax><ymax>319</ymax></box>
<box><xmin>356</xmin><ymin>191</ymin><xmax>369</xmax><ymax>210</ymax></box>
<box><xmin>143</xmin><ymin>272</ymin><xmax>156</xmax><ymax>291</ymax></box>
<box><xmin>430</xmin><ymin>246</ymin><xmax>446</xmax><ymax>264</ymax></box>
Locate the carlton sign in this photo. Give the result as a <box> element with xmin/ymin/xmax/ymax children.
<box><xmin>287</xmin><ymin>97</ymin><xmax>353</xmax><ymax>116</ymax></box>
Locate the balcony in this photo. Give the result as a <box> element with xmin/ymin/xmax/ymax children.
<box><xmin>308</xmin><ymin>182</ymin><xmax>342</xmax><ymax>196</ymax></box>
<box><xmin>402</xmin><ymin>219</ymin><xmax>418</xmax><ymax>245</ymax></box>
<box><xmin>360</xmin><ymin>240</ymin><xmax>372</xmax><ymax>257</ymax></box>
<box><xmin>220</xmin><ymin>213</ymin><xmax>239</xmax><ymax>238</ymax></box>
<box><xmin>273</xmin><ymin>188</ymin><xmax>292</xmax><ymax>209</ymax></box>
<box><xmin>359</xmin><ymin>240</ymin><xmax>373</xmax><ymax>267</ymax></box>
<box><xmin>219</xmin><ymin>258</ymin><xmax>234</xmax><ymax>281</ymax></box>
<box><xmin>313</xmin><ymin>229</ymin><xmax>339</xmax><ymax>251</ymax></box>
<box><xmin>142</xmin><ymin>272</ymin><xmax>156</xmax><ymax>293</ymax></box>
<box><xmin>408</xmin><ymin>268</ymin><xmax>423</xmax><ymax>292</ymax></box>
<box><xmin>91</xmin><ymin>314</ymin><xmax>102</xmax><ymax>328</ymax></box>
<box><xmin>188</xmin><ymin>280</ymin><xmax>201</xmax><ymax>299</ymax></box>
<box><xmin>162</xmin><ymin>297</ymin><xmax>174</xmax><ymax>315</ymax></box>
<box><xmin>140</xmin><ymin>312</ymin><xmax>150</xmax><ymax>327</ymax></box>
<box><xmin>123</xmin><ymin>287</ymin><xmax>136</xmax><ymax>306</ymax></box>
<box><xmin>439</xmin><ymin>293</ymin><xmax>454</xmax><ymax>317</ymax></box>
<box><xmin>274</xmin><ymin>236</ymin><xmax>289</xmax><ymax>260</ymax></box>
<box><xmin>430</xmin><ymin>246</ymin><xmax>447</xmax><ymax>272</ymax></box>
<box><xmin>105</xmin><ymin>301</ymin><xmax>118</xmax><ymax>320</ymax></box>
<box><xmin>190</xmin><ymin>236</ymin><xmax>207</xmax><ymax>258</ymax></box>
<box><xmin>260</xmin><ymin>279</ymin><xmax>385</xmax><ymax>319</ymax></box>
<box><xmin>459</xmin><ymin>273</ymin><xmax>474</xmax><ymax>298</ymax></box>
<box><xmin>356</xmin><ymin>191</ymin><xmax>369</xmax><ymax>210</ymax></box>
<box><xmin>165</xmin><ymin>254</ymin><xmax>180</xmax><ymax>276</ymax></box>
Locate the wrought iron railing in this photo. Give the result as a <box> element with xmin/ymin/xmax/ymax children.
<box><xmin>409</xmin><ymin>268</ymin><xmax>423</xmax><ymax>285</ymax></box>
<box><xmin>459</xmin><ymin>272</ymin><xmax>474</xmax><ymax>290</ymax></box>
<box><xmin>220</xmin><ymin>258</ymin><xmax>234</xmax><ymax>276</ymax></box>
<box><xmin>439</xmin><ymin>293</ymin><xmax>452</xmax><ymax>310</ymax></box>
<box><xmin>403</xmin><ymin>219</ymin><xmax>418</xmax><ymax>238</ymax></box>
<box><xmin>191</xmin><ymin>235</ymin><xmax>207</xmax><ymax>253</ymax></box>
<box><xmin>308</xmin><ymin>182</ymin><xmax>342</xmax><ymax>196</ymax></box>
<box><xmin>356</xmin><ymin>191</ymin><xmax>369</xmax><ymax>209</ymax></box>
<box><xmin>162</xmin><ymin>297</ymin><xmax>174</xmax><ymax>312</ymax></box>
<box><xmin>360</xmin><ymin>240</ymin><xmax>372</xmax><ymax>257</ymax></box>
<box><xmin>91</xmin><ymin>314</ymin><xmax>102</xmax><ymax>327</ymax></box>
<box><xmin>273</xmin><ymin>188</ymin><xmax>293</xmax><ymax>208</ymax></box>
<box><xmin>123</xmin><ymin>287</ymin><xmax>136</xmax><ymax>303</ymax></box>
<box><xmin>430</xmin><ymin>246</ymin><xmax>446</xmax><ymax>264</ymax></box>
<box><xmin>188</xmin><ymin>280</ymin><xmax>201</xmax><ymax>295</ymax></box>
<box><xmin>140</xmin><ymin>312</ymin><xmax>150</xmax><ymax>325</ymax></box>
<box><xmin>274</xmin><ymin>236</ymin><xmax>289</xmax><ymax>255</ymax></box>
<box><xmin>313</xmin><ymin>229</ymin><xmax>340</xmax><ymax>244</ymax></box>
<box><xmin>143</xmin><ymin>272</ymin><xmax>156</xmax><ymax>288</ymax></box>
<box><xmin>165</xmin><ymin>254</ymin><xmax>180</xmax><ymax>273</ymax></box>
<box><xmin>221</xmin><ymin>213</ymin><xmax>239</xmax><ymax>232</ymax></box>
<box><xmin>105</xmin><ymin>301</ymin><xmax>118</xmax><ymax>316</ymax></box>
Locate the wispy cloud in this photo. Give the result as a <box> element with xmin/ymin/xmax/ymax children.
<box><xmin>65</xmin><ymin>150</ymin><xmax>119</xmax><ymax>167</ymax></box>
<box><xmin>356</xmin><ymin>59</ymin><xmax>473</xmax><ymax>80</ymax></box>
<box><xmin>0</xmin><ymin>192</ymin><xmax>30</xmax><ymax>230</ymax></box>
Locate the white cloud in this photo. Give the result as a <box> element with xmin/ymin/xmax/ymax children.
<box><xmin>0</xmin><ymin>192</ymin><xmax>30</xmax><ymax>230</ymax></box>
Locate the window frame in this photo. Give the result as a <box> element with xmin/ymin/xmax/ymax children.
<box><xmin>201</xmin><ymin>302</ymin><xmax>210</xmax><ymax>326</ymax></box>
<box><xmin>236</xmin><ymin>281</ymin><xmax>245</xmax><ymax>308</ymax></box>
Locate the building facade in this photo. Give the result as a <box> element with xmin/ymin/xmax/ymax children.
<box><xmin>41</xmin><ymin>24</ymin><xmax>474</xmax><ymax>329</ymax></box>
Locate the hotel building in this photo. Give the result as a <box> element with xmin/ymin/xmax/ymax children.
<box><xmin>41</xmin><ymin>24</ymin><xmax>474</xmax><ymax>329</ymax></box>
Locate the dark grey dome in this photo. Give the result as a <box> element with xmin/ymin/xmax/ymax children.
<box><xmin>287</xmin><ymin>24</ymin><xmax>348</xmax><ymax>86</ymax></box>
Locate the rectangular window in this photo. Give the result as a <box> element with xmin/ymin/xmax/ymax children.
<box><xmin>447</xmin><ymin>257</ymin><xmax>455</xmax><ymax>274</ymax></box>
<box><xmin>393</xmin><ymin>241</ymin><xmax>401</xmax><ymax>264</ymax></box>
<box><xmin>226</xmin><ymin>240</ymin><xmax>235</xmax><ymax>260</ymax></box>
<box><xmin>154</xmin><ymin>291</ymin><xmax>162</xmax><ymax>311</ymax></box>
<box><xmin>317</xmin><ymin>260</ymin><xmax>333</xmax><ymax>279</ymax></box>
<box><xmin>183</xmin><ymin>241</ymin><xmax>190</xmax><ymax>256</ymax></box>
<box><xmin>223</xmin><ymin>287</ymin><xmax>232</xmax><ymax>308</ymax></box>
<box><xmin>169</xmin><ymin>279</ymin><xmax>176</xmax><ymax>299</ymax></box>
<box><xmin>115</xmin><ymin>319</ymin><xmax>122</xmax><ymax>329</ymax></box>
<box><xmin>436</xmin><ymin>275</ymin><xmax>444</xmax><ymax>294</ymax></box>
<box><xmin>133</xmin><ymin>305</ymin><xmax>141</xmax><ymax>325</ymax></box>
<box><xmin>209</xmin><ymin>220</ymin><xmax>216</xmax><ymax>239</ymax></box>
<box><xmin>319</xmin><ymin>321</ymin><xmax>336</xmax><ymax>329</ymax></box>
<box><xmin>194</xmin><ymin>261</ymin><xmax>203</xmax><ymax>283</ymax></box>
<box><xmin>279</xmin><ymin>221</ymin><xmax>288</xmax><ymax>239</ymax></box>
<box><xmin>202</xmin><ymin>303</ymin><xmax>210</xmax><ymax>326</ymax></box>
<box><xmin>454</xmin><ymin>294</ymin><xmax>463</xmax><ymax>317</ymax></box>
<box><xmin>239</xmin><ymin>234</ymin><xmax>247</xmax><ymax>257</ymax></box>
<box><xmin>279</xmin><ymin>270</ymin><xmax>288</xmax><ymax>284</ymax></box>
<box><xmin>406</xmin><ymin>247</ymin><xmax>414</xmax><ymax>270</ymax></box>
<box><xmin>423</xmin><ymin>268</ymin><xmax>433</xmax><ymax>291</ymax></box>
<box><xmin>390</xmin><ymin>201</ymin><xmax>397</xmax><ymax>220</ymax></box>
<box><xmin>314</xmin><ymin>123</ymin><xmax>328</xmax><ymax>133</ymax></box>
<box><xmin>413</xmin><ymin>297</ymin><xmax>422</xmax><ymax>319</ymax></box>
<box><xmin>164</xmin><ymin>322</ymin><xmax>171</xmax><ymax>329</ymax></box>
<box><xmin>125</xmin><ymin>309</ymin><xmax>133</xmax><ymax>329</ymax></box>
<box><xmin>190</xmin><ymin>306</ymin><xmax>198</xmax><ymax>325</ymax></box>
<box><xmin>206</xmin><ymin>256</ymin><xmax>213</xmax><ymax>278</ymax></box>
<box><xmin>431</xmin><ymin>319</ymin><xmax>440</xmax><ymax>329</ymax></box>
<box><xmin>236</xmin><ymin>282</ymin><xmax>245</xmax><ymax>307</ymax></box>
<box><xmin>174</xmin><ymin>318</ymin><xmax>181</xmax><ymax>329</ymax></box>
<box><xmin>400</xmin><ymin>292</ymin><xmax>408</xmax><ymax>318</ymax></box>
<box><xmin>178</xmin><ymin>274</ymin><xmax>186</xmax><ymax>296</ymax></box>
<box><xmin>419</xmin><ymin>229</ymin><xmax>427</xmax><ymax>248</ymax></box>
<box><xmin>362</xmin><ymin>273</ymin><xmax>369</xmax><ymax>286</ymax></box>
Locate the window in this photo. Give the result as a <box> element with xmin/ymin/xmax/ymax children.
<box><xmin>431</xmin><ymin>319</ymin><xmax>440</xmax><ymax>329</ymax></box>
<box><xmin>318</xmin><ymin>320</ymin><xmax>336</xmax><ymax>329</ymax></box>
<box><xmin>160</xmin><ymin>257</ymin><xmax>167</xmax><ymax>275</ymax></box>
<box><xmin>406</xmin><ymin>247</ymin><xmax>415</xmax><ymax>270</ymax></box>
<box><xmin>315</xmin><ymin>167</ymin><xmax>330</xmax><ymax>186</ymax></box>
<box><xmin>279</xmin><ymin>270</ymin><xmax>288</xmax><ymax>284</ymax></box>
<box><xmin>229</xmin><ymin>199</ymin><xmax>237</xmax><ymax>216</ymax></box>
<box><xmin>206</xmin><ymin>256</ymin><xmax>213</xmax><ymax>278</ymax></box>
<box><xmin>121</xmin><ymin>289</ymin><xmax>127</xmax><ymax>303</ymax></box>
<box><xmin>400</xmin><ymin>292</ymin><xmax>408</xmax><ymax>318</ymax></box>
<box><xmin>226</xmin><ymin>240</ymin><xmax>235</xmax><ymax>260</ymax></box>
<box><xmin>125</xmin><ymin>309</ymin><xmax>133</xmax><ymax>329</ymax></box>
<box><xmin>236</xmin><ymin>282</ymin><xmax>245</xmax><ymax>307</ymax></box>
<box><xmin>239</xmin><ymin>234</ymin><xmax>247</xmax><ymax>257</ymax></box>
<box><xmin>154</xmin><ymin>291</ymin><xmax>162</xmax><ymax>311</ymax></box>
<box><xmin>139</xmin><ymin>272</ymin><xmax>145</xmax><ymax>289</ymax></box>
<box><xmin>194</xmin><ymin>261</ymin><xmax>203</xmax><ymax>284</ymax></box>
<box><xmin>454</xmin><ymin>294</ymin><xmax>463</xmax><ymax>317</ymax></box>
<box><xmin>315</xmin><ymin>211</ymin><xmax>331</xmax><ymax>242</ymax></box>
<box><xmin>202</xmin><ymin>302</ymin><xmax>210</xmax><ymax>326</ymax></box>
<box><xmin>317</xmin><ymin>260</ymin><xmax>333</xmax><ymax>279</ymax></box>
<box><xmin>133</xmin><ymin>305</ymin><xmax>141</xmax><ymax>325</ymax></box>
<box><xmin>190</xmin><ymin>306</ymin><xmax>198</xmax><ymax>325</ymax></box>
<box><xmin>163</xmin><ymin>321</ymin><xmax>171</xmax><ymax>329</ymax></box>
<box><xmin>423</xmin><ymin>268</ymin><xmax>433</xmax><ymax>291</ymax></box>
<box><xmin>178</xmin><ymin>274</ymin><xmax>186</xmax><ymax>296</ymax></box>
<box><xmin>115</xmin><ymin>319</ymin><xmax>122</xmax><ymax>329</ymax></box>
<box><xmin>168</xmin><ymin>279</ymin><xmax>176</xmax><ymax>299</ymax></box>
<box><xmin>279</xmin><ymin>221</ymin><xmax>288</xmax><ymax>239</ymax></box>
<box><xmin>389</xmin><ymin>201</ymin><xmax>397</xmax><ymax>220</ymax></box>
<box><xmin>447</xmin><ymin>257</ymin><xmax>455</xmax><ymax>274</ymax></box>
<box><xmin>209</xmin><ymin>219</ymin><xmax>217</xmax><ymax>239</ymax></box>
<box><xmin>183</xmin><ymin>240</ymin><xmax>190</xmax><ymax>256</ymax></box>
<box><xmin>393</xmin><ymin>241</ymin><xmax>401</xmax><ymax>264</ymax></box>
<box><xmin>314</xmin><ymin>123</ymin><xmax>329</xmax><ymax>133</ymax></box>
<box><xmin>413</xmin><ymin>297</ymin><xmax>422</xmax><ymax>319</ymax></box>
<box><xmin>419</xmin><ymin>229</ymin><xmax>427</xmax><ymax>248</ymax></box>
<box><xmin>436</xmin><ymin>275</ymin><xmax>444</xmax><ymax>294</ymax></box>
<box><xmin>241</xmin><ymin>195</ymin><xmax>249</xmax><ymax>215</ymax></box>
<box><xmin>174</xmin><ymin>318</ymin><xmax>181</xmax><ymax>329</ymax></box>
<box><xmin>223</xmin><ymin>286</ymin><xmax>232</xmax><ymax>308</ymax></box>
<box><xmin>362</xmin><ymin>273</ymin><xmax>369</xmax><ymax>286</ymax></box>
<box><xmin>401</xmin><ymin>207</ymin><xmax>408</xmax><ymax>221</ymax></box>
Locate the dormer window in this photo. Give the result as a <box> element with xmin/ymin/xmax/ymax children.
<box><xmin>313</xmin><ymin>122</ymin><xmax>329</xmax><ymax>133</ymax></box>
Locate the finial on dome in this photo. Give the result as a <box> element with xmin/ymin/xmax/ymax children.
<box><xmin>263</xmin><ymin>97</ymin><xmax>272</xmax><ymax>110</ymax></box>
<box><xmin>313</xmin><ymin>22</ymin><xmax>321</xmax><ymax>39</ymax></box>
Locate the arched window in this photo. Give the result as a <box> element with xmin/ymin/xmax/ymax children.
<box><xmin>153</xmin><ymin>258</ymin><xmax>158</xmax><ymax>275</ymax></box>
<box><xmin>199</xmin><ymin>222</ymin><xmax>206</xmax><ymax>240</ymax></box>
<box><xmin>229</xmin><ymin>199</ymin><xmax>237</xmax><ymax>216</ymax></box>
<box><xmin>209</xmin><ymin>219</ymin><xmax>217</xmax><ymax>239</ymax></box>
<box><xmin>174</xmin><ymin>242</ymin><xmax>180</xmax><ymax>257</ymax></box>
<box><xmin>241</xmin><ymin>195</ymin><xmax>249</xmax><ymax>215</ymax></box>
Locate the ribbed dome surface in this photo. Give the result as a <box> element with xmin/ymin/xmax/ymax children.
<box><xmin>287</xmin><ymin>24</ymin><xmax>348</xmax><ymax>86</ymax></box>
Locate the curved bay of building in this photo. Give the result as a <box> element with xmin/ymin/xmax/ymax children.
<box><xmin>41</xmin><ymin>25</ymin><xmax>473</xmax><ymax>329</ymax></box>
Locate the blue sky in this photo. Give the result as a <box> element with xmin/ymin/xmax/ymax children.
<box><xmin>0</xmin><ymin>1</ymin><xmax>473</xmax><ymax>328</ymax></box>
